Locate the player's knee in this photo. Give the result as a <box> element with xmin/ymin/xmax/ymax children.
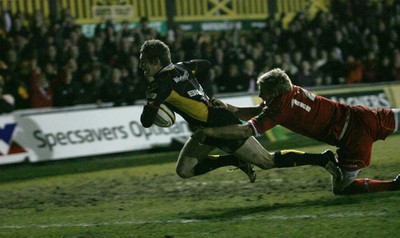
<box><xmin>176</xmin><ymin>168</ymin><xmax>191</xmax><ymax>179</ymax></box>
<box><xmin>176</xmin><ymin>165</ymin><xmax>193</xmax><ymax>179</ymax></box>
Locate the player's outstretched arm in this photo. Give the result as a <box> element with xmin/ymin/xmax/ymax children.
<box><xmin>234</xmin><ymin>106</ymin><xmax>262</xmax><ymax>121</ymax></box>
<box><xmin>211</xmin><ymin>98</ymin><xmax>262</xmax><ymax>121</ymax></box>
<box><xmin>193</xmin><ymin>124</ymin><xmax>254</xmax><ymax>142</ymax></box>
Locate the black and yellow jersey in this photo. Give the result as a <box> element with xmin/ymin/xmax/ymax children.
<box><xmin>141</xmin><ymin>59</ymin><xmax>240</xmax><ymax>128</ymax></box>
<box><xmin>140</xmin><ymin>59</ymin><xmax>246</xmax><ymax>152</ymax></box>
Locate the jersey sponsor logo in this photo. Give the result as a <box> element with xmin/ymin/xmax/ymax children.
<box><xmin>291</xmin><ymin>99</ymin><xmax>311</xmax><ymax>112</ymax></box>
<box><xmin>290</xmin><ymin>89</ymin><xmax>315</xmax><ymax>112</ymax></box>
<box><xmin>172</xmin><ymin>70</ymin><xmax>189</xmax><ymax>83</ymax></box>
<box><xmin>187</xmin><ymin>89</ymin><xmax>204</xmax><ymax>97</ymax></box>
<box><xmin>323</xmin><ymin>90</ymin><xmax>391</xmax><ymax>109</ymax></box>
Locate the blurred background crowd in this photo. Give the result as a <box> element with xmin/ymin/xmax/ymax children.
<box><xmin>0</xmin><ymin>0</ymin><xmax>400</xmax><ymax>114</ymax></box>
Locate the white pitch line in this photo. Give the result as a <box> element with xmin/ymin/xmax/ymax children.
<box><xmin>0</xmin><ymin>211</ymin><xmax>386</xmax><ymax>230</ymax></box>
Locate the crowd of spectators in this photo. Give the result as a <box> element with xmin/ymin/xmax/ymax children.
<box><xmin>0</xmin><ymin>9</ymin><xmax>154</xmax><ymax>113</ymax></box>
<box><xmin>197</xmin><ymin>0</ymin><xmax>400</xmax><ymax>92</ymax></box>
<box><xmin>1</xmin><ymin>0</ymin><xmax>400</xmax><ymax>114</ymax></box>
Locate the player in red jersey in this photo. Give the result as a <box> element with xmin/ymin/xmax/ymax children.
<box><xmin>139</xmin><ymin>40</ymin><xmax>340</xmax><ymax>183</ymax></box>
<box><xmin>195</xmin><ymin>68</ymin><xmax>400</xmax><ymax>195</ymax></box>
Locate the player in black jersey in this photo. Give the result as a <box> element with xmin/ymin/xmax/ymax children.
<box><xmin>139</xmin><ymin>39</ymin><xmax>339</xmax><ymax>184</ymax></box>
<box><xmin>139</xmin><ymin>39</ymin><xmax>261</xmax><ymax>182</ymax></box>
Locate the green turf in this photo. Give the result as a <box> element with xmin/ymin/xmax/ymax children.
<box><xmin>0</xmin><ymin>134</ymin><xmax>399</xmax><ymax>238</ymax></box>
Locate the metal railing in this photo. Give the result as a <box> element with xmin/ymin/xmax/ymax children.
<box><xmin>1</xmin><ymin>0</ymin><xmax>311</xmax><ymax>24</ymax></box>
<box><xmin>0</xmin><ymin>0</ymin><xmax>166</xmax><ymax>24</ymax></box>
<box><xmin>0</xmin><ymin>0</ymin><xmax>51</xmax><ymax>17</ymax></box>
<box><xmin>174</xmin><ymin>0</ymin><xmax>270</xmax><ymax>21</ymax></box>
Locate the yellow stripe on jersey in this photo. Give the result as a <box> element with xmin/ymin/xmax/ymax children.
<box><xmin>208</xmin><ymin>155</ymin><xmax>220</xmax><ymax>160</ymax></box>
<box><xmin>165</xmin><ymin>90</ymin><xmax>209</xmax><ymax>122</ymax></box>
<box><xmin>280</xmin><ymin>150</ymin><xmax>305</xmax><ymax>155</ymax></box>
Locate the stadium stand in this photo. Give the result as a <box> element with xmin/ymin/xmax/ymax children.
<box><xmin>0</xmin><ymin>0</ymin><xmax>399</xmax><ymax>113</ymax></box>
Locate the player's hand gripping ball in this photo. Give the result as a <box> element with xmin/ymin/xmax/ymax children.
<box><xmin>154</xmin><ymin>104</ymin><xmax>175</xmax><ymax>127</ymax></box>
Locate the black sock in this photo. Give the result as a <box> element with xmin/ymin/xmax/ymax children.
<box><xmin>193</xmin><ymin>154</ymin><xmax>240</xmax><ymax>176</ymax></box>
<box><xmin>274</xmin><ymin>150</ymin><xmax>329</xmax><ymax>168</ymax></box>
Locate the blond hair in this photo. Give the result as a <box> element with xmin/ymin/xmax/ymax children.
<box><xmin>257</xmin><ymin>68</ymin><xmax>292</xmax><ymax>98</ymax></box>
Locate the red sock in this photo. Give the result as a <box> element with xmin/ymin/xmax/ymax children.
<box><xmin>341</xmin><ymin>178</ymin><xmax>400</xmax><ymax>194</ymax></box>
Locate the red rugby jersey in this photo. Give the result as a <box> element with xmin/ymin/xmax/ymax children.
<box><xmin>249</xmin><ymin>85</ymin><xmax>351</xmax><ymax>145</ymax></box>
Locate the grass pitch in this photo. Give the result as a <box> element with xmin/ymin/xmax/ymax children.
<box><xmin>1</xmin><ymin>134</ymin><xmax>399</xmax><ymax>238</ymax></box>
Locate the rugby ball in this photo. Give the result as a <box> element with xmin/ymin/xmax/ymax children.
<box><xmin>154</xmin><ymin>104</ymin><xmax>175</xmax><ymax>127</ymax></box>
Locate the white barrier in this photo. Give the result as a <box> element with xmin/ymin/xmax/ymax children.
<box><xmin>0</xmin><ymin>96</ymin><xmax>253</xmax><ymax>165</ymax></box>
<box><xmin>2</xmin><ymin>81</ymin><xmax>398</xmax><ymax>166</ymax></box>
<box><xmin>0</xmin><ymin>106</ymin><xmax>191</xmax><ymax>165</ymax></box>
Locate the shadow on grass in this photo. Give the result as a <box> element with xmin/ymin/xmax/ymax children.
<box><xmin>0</xmin><ymin>149</ymin><xmax>178</xmax><ymax>184</ymax></box>
<box><xmin>0</xmin><ymin>136</ymin><xmax>322</xmax><ymax>184</ymax></box>
<box><xmin>181</xmin><ymin>193</ymin><xmax>394</xmax><ymax>221</ymax></box>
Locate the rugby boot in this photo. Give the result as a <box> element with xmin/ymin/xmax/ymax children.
<box><xmin>323</xmin><ymin>149</ymin><xmax>343</xmax><ymax>184</ymax></box>
<box><xmin>237</xmin><ymin>162</ymin><xmax>257</xmax><ymax>183</ymax></box>
<box><xmin>394</xmin><ymin>174</ymin><xmax>400</xmax><ymax>184</ymax></box>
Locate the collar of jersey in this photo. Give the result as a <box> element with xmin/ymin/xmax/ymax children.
<box><xmin>159</xmin><ymin>63</ymin><xmax>175</xmax><ymax>74</ymax></box>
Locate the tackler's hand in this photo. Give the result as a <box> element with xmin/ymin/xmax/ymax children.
<box><xmin>211</xmin><ymin>98</ymin><xmax>228</xmax><ymax>109</ymax></box>
<box><xmin>211</xmin><ymin>98</ymin><xmax>238</xmax><ymax>113</ymax></box>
